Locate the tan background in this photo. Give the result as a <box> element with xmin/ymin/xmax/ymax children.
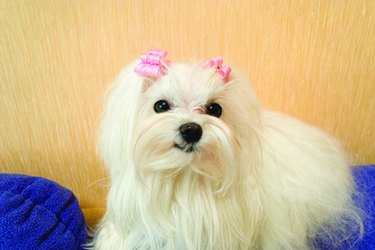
<box><xmin>1</xmin><ymin>1</ymin><xmax>374</xmax><ymax>225</ymax></box>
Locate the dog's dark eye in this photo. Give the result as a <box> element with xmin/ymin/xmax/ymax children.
<box><xmin>154</xmin><ymin>100</ymin><xmax>170</xmax><ymax>113</ymax></box>
<box><xmin>206</xmin><ymin>103</ymin><xmax>222</xmax><ymax>118</ymax></box>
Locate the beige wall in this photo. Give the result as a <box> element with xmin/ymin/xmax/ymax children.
<box><xmin>1</xmin><ymin>0</ymin><xmax>374</xmax><ymax>210</ymax></box>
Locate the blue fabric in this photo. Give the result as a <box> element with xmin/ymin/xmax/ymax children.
<box><xmin>0</xmin><ymin>174</ymin><xmax>87</xmax><ymax>250</ymax></box>
<box><xmin>0</xmin><ymin>166</ymin><xmax>373</xmax><ymax>249</ymax></box>
<box><xmin>313</xmin><ymin>165</ymin><xmax>375</xmax><ymax>249</ymax></box>
<box><xmin>352</xmin><ymin>165</ymin><xmax>375</xmax><ymax>249</ymax></box>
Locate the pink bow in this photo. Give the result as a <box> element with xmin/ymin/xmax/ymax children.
<box><xmin>134</xmin><ymin>49</ymin><xmax>170</xmax><ymax>77</ymax></box>
<box><xmin>202</xmin><ymin>57</ymin><xmax>231</xmax><ymax>82</ymax></box>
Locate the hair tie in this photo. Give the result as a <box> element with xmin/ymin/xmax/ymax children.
<box><xmin>202</xmin><ymin>57</ymin><xmax>231</xmax><ymax>82</ymax></box>
<box><xmin>134</xmin><ymin>49</ymin><xmax>170</xmax><ymax>78</ymax></box>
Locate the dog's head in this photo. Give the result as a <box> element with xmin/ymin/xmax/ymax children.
<box><xmin>99</xmin><ymin>50</ymin><xmax>261</xmax><ymax>192</ymax></box>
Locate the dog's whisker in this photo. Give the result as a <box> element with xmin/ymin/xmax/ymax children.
<box><xmin>85</xmin><ymin>177</ymin><xmax>110</xmax><ymax>190</ymax></box>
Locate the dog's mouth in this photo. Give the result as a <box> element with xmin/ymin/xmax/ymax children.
<box><xmin>174</xmin><ymin>143</ymin><xmax>197</xmax><ymax>153</ymax></box>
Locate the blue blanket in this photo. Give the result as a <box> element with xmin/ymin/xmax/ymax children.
<box><xmin>0</xmin><ymin>174</ymin><xmax>86</xmax><ymax>250</ymax></box>
<box><xmin>0</xmin><ymin>166</ymin><xmax>374</xmax><ymax>249</ymax></box>
<box><xmin>352</xmin><ymin>165</ymin><xmax>375</xmax><ymax>249</ymax></box>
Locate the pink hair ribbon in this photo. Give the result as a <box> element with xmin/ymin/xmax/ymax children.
<box><xmin>134</xmin><ymin>49</ymin><xmax>170</xmax><ymax>77</ymax></box>
<box><xmin>202</xmin><ymin>57</ymin><xmax>231</xmax><ymax>82</ymax></box>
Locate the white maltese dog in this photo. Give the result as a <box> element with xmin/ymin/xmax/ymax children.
<box><xmin>91</xmin><ymin>49</ymin><xmax>361</xmax><ymax>249</ymax></box>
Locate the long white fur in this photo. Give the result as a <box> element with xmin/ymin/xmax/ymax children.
<box><xmin>90</xmin><ymin>60</ymin><xmax>361</xmax><ymax>249</ymax></box>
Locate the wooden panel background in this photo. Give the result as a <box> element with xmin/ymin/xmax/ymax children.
<box><xmin>1</xmin><ymin>0</ymin><xmax>374</xmax><ymax>211</ymax></box>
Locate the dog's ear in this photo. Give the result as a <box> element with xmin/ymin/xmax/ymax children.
<box><xmin>98</xmin><ymin>61</ymin><xmax>147</xmax><ymax>174</ymax></box>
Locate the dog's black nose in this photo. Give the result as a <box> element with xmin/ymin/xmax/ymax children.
<box><xmin>179</xmin><ymin>122</ymin><xmax>202</xmax><ymax>143</ymax></box>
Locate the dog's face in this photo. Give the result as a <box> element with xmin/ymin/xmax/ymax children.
<box><xmin>100</xmin><ymin>61</ymin><xmax>261</xmax><ymax>192</ymax></box>
<box><xmin>135</xmin><ymin>63</ymin><xmax>264</xmax><ymax>190</ymax></box>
